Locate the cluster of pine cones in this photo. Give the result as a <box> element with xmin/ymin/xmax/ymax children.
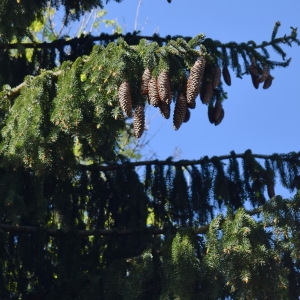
<box><xmin>118</xmin><ymin>56</ymin><xmax>233</xmax><ymax>138</ymax></box>
<box><xmin>248</xmin><ymin>57</ymin><xmax>273</xmax><ymax>89</ymax></box>
<box><xmin>117</xmin><ymin>55</ymin><xmax>273</xmax><ymax>138</ymax></box>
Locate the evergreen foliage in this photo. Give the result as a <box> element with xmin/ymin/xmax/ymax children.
<box><xmin>0</xmin><ymin>2</ymin><xmax>299</xmax><ymax>299</ymax></box>
<box><xmin>0</xmin><ymin>0</ymin><xmax>124</xmax><ymax>42</ymax></box>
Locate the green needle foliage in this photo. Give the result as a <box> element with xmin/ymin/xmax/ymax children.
<box><xmin>0</xmin><ymin>2</ymin><xmax>299</xmax><ymax>299</ymax></box>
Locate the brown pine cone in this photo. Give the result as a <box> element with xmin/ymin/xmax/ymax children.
<box><xmin>208</xmin><ymin>104</ymin><xmax>215</xmax><ymax>124</ymax></box>
<box><xmin>183</xmin><ymin>107</ymin><xmax>191</xmax><ymax>123</ymax></box>
<box><xmin>263</xmin><ymin>74</ymin><xmax>273</xmax><ymax>89</ymax></box>
<box><xmin>213</xmin><ymin>100</ymin><xmax>223</xmax><ymax>122</ymax></box>
<box><xmin>118</xmin><ymin>81</ymin><xmax>132</xmax><ymax>117</ymax></box>
<box><xmin>133</xmin><ymin>105</ymin><xmax>145</xmax><ymax>138</ymax></box>
<box><xmin>222</xmin><ymin>66</ymin><xmax>231</xmax><ymax>86</ymax></box>
<box><xmin>173</xmin><ymin>93</ymin><xmax>188</xmax><ymax>130</ymax></box>
<box><xmin>159</xmin><ymin>101</ymin><xmax>171</xmax><ymax>119</ymax></box>
<box><xmin>259</xmin><ymin>65</ymin><xmax>269</xmax><ymax>83</ymax></box>
<box><xmin>148</xmin><ymin>77</ymin><xmax>161</xmax><ymax>107</ymax></box>
<box><xmin>212</xmin><ymin>65</ymin><xmax>221</xmax><ymax>89</ymax></box>
<box><xmin>200</xmin><ymin>82</ymin><xmax>213</xmax><ymax>104</ymax></box>
<box><xmin>186</xmin><ymin>57</ymin><xmax>206</xmax><ymax>108</ymax></box>
<box><xmin>214</xmin><ymin>106</ymin><xmax>224</xmax><ymax>126</ymax></box>
<box><xmin>157</xmin><ymin>70</ymin><xmax>172</xmax><ymax>104</ymax></box>
<box><xmin>141</xmin><ymin>68</ymin><xmax>151</xmax><ymax>95</ymax></box>
<box><xmin>267</xmin><ymin>183</ymin><xmax>275</xmax><ymax>198</ymax></box>
<box><xmin>249</xmin><ymin>63</ymin><xmax>260</xmax><ymax>89</ymax></box>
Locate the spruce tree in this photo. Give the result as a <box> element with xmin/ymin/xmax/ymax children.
<box><xmin>0</xmin><ymin>1</ymin><xmax>300</xmax><ymax>299</ymax></box>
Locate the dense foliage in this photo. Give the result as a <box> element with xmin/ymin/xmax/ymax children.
<box><xmin>0</xmin><ymin>0</ymin><xmax>124</xmax><ymax>41</ymax></box>
<box><xmin>0</xmin><ymin>1</ymin><xmax>300</xmax><ymax>299</ymax></box>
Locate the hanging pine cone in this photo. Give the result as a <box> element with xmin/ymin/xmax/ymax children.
<box><xmin>118</xmin><ymin>81</ymin><xmax>132</xmax><ymax>117</ymax></box>
<box><xmin>214</xmin><ymin>106</ymin><xmax>224</xmax><ymax>126</ymax></box>
<box><xmin>267</xmin><ymin>182</ymin><xmax>275</xmax><ymax>198</ymax></box>
<box><xmin>133</xmin><ymin>105</ymin><xmax>145</xmax><ymax>138</ymax></box>
<box><xmin>222</xmin><ymin>66</ymin><xmax>231</xmax><ymax>86</ymax></box>
<box><xmin>263</xmin><ymin>74</ymin><xmax>273</xmax><ymax>89</ymax></box>
<box><xmin>251</xmin><ymin>75</ymin><xmax>260</xmax><ymax>89</ymax></box>
<box><xmin>158</xmin><ymin>101</ymin><xmax>171</xmax><ymax>119</ymax></box>
<box><xmin>148</xmin><ymin>77</ymin><xmax>161</xmax><ymax>107</ymax></box>
<box><xmin>213</xmin><ymin>100</ymin><xmax>223</xmax><ymax>122</ymax></box>
<box><xmin>212</xmin><ymin>65</ymin><xmax>221</xmax><ymax>89</ymax></box>
<box><xmin>249</xmin><ymin>62</ymin><xmax>260</xmax><ymax>89</ymax></box>
<box><xmin>141</xmin><ymin>68</ymin><xmax>151</xmax><ymax>95</ymax></box>
<box><xmin>173</xmin><ymin>93</ymin><xmax>187</xmax><ymax>130</ymax></box>
<box><xmin>259</xmin><ymin>65</ymin><xmax>269</xmax><ymax>83</ymax></box>
<box><xmin>208</xmin><ymin>103</ymin><xmax>215</xmax><ymax>124</ymax></box>
<box><xmin>186</xmin><ymin>57</ymin><xmax>206</xmax><ymax>108</ymax></box>
<box><xmin>183</xmin><ymin>107</ymin><xmax>191</xmax><ymax>123</ymax></box>
<box><xmin>208</xmin><ymin>100</ymin><xmax>224</xmax><ymax>125</ymax></box>
<box><xmin>157</xmin><ymin>70</ymin><xmax>172</xmax><ymax>104</ymax></box>
<box><xmin>200</xmin><ymin>82</ymin><xmax>213</xmax><ymax>104</ymax></box>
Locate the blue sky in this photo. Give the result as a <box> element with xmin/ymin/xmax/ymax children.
<box><xmin>101</xmin><ymin>0</ymin><xmax>300</xmax><ymax>163</ymax></box>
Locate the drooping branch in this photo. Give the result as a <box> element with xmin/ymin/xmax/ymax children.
<box><xmin>82</xmin><ymin>151</ymin><xmax>300</xmax><ymax>171</ymax></box>
<box><xmin>5</xmin><ymin>70</ymin><xmax>62</xmax><ymax>100</ymax></box>
<box><xmin>0</xmin><ymin>196</ymin><xmax>295</xmax><ymax>236</ymax></box>
<box><xmin>1</xmin><ymin>29</ymin><xmax>299</xmax><ymax>170</ymax></box>
<box><xmin>0</xmin><ymin>223</ymin><xmax>201</xmax><ymax>237</ymax></box>
<box><xmin>0</xmin><ymin>27</ymin><xmax>298</xmax><ymax>51</ymax></box>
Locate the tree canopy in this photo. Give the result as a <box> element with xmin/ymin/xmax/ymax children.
<box><xmin>0</xmin><ymin>1</ymin><xmax>300</xmax><ymax>299</ymax></box>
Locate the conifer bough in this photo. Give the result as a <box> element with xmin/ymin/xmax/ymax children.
<box><xmin>2</xmin><ymin>23</ymin><xmax>299</xmax><ymax>147</ymax></box>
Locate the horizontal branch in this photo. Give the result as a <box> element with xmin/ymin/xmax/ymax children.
<box><xmin>81</xmin><ymin>151</ymin><xmax>300</xmax><ymax>171</ymax></box>
<box><xmin>0</xmin><ymin>207</ymin><xmax>268</xmax><ymax>237</ymax></box>
<box><xmin>1</xmin><ymin>31</ymin><xmax>298</xmax><ymax>53</ymax></box>
<box><xmin>0</xmin><ymin>32</ymin><xmax>172</xmax><ymax>50</ymax></box>
<box><xmin>0</xmin><ymin>223</ymin><xmax>207</xmax><ymax>237</ymax></box>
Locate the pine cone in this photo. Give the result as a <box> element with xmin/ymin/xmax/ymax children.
<box><xmin>148</xmin><ymin>77</ymin><xmax>161</xmax><ymax>107</ymax></box>
<box><xmin>248</xmin><ymin>58</ymin><xmax>260</xmax><ymax>77</ymax></box>
<box><xmin>158</xmin><ymin>101</ymin><xmax>171</xmax><ymax>119</ymax></box>
<box><xmin>259</xmin><ymin>65</ymin><xmax>269</xmax><ymax>83</ymax></box>
<box><xmin>208</xmin><ymin>100</ymin><xmax>224</xmax><ymax>124</ymax></box>
<box><xmin>186</xmin><ymin>57</ymin><xmax>206</xmax><ymax>108</ymax></box>
<box><xmin>263</xmin><ymin>74</ymin><xmax>273</xmax><ymax>89</ymax></box>
<box><xmin>141</xmin><ymin>68</ymin><xmax>151</xmax><ymax>95</ymax></box>
<box><xmin>118</xmin><ymin>81</ymin><xmax>132</xmax><ymax>117</ymax></box>
<box><xmin>213</xmin><ymin>100</ymin><xmax>223</xmax><ymax>122</ymax></box>
<box><xmin>173</xmin><ymin>93</ymin><xmax>187</xmax><ymax>130</ymax></box>
<box><xmin>157</xmin><ymin>70</ymin><xmax>172</xmax><ymax>104</ymax></box>
<box><xmin>212</xmin><ymin>65</ymin><xmax>221</xmax><ymax>89</ymax></box>
<box><xmin>222</xmin><ymin>66</ymin><xmax>231</xmax><ymax>86</ymax></box>
<box><xmin>249</xmin><ymin>63</ymin><xmax>260</xmax><ymax>89</ymax></box>
<box><xmin>200</xmin><ymin>82</ymin><xmax>213</xmax><ymax>104</ymax></box>
<box><xmin>214</xmin><ymin>106</ymin><xmax>224</xmax><ymax>126</ymax></box>
<box><xmin>251</xmin><ymin>75</ymin><xmax>260</xmax><ymax>89</ymax></box>
<box><xmin>267</xmin><ymin>183</ymin><xmax>275</xmax><ymax>198</ymax></box>
<box><xmin>183</xmin><ymin>107</ymin><xmax>191</xmax><ymax>123</ymax></box>
<box><xmin>208</xmin><ymin>103</ymin><xmax>215</xmax><ymax>124</ymax></box>
<box><xmin>133</xmin><ymin>105</ymin><xmax>145</xmax><ymax>138</ymax></box>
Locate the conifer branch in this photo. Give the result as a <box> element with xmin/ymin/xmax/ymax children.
<box><xmin>0</xmin><ymin>30</ymin><xmax>298</xmax><ymax>51</ymax></box>
<box><xmin>83</xmin><ymin>151</ymin><xmax>300</xmax><ymax>171</ymax></box>
<box><xmin>0</xmin><ymin>197</ymin><xmax>295</xmax><ymax>237</ymax></box>
<box><xmin>0</xmin><ymin>222</ymin><xmax>228</xmax><ymax>237</ymax></box>
<box><xmin>0</xmin><ymin>33</ymin><xmax>169</xmax><ymax>50</ymax></box>
<box><xmin>2</xmin><ymin>28</ymin><xmax>298</xmax><ymax>104</ymax></box>
<box><xmin>5</xmin><ymin>70</ymin><xmax>61</xmax><ymax>99</ymax></box>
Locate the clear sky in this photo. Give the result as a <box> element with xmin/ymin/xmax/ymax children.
<box><xmin>101</xmin><ymin>0</ymin><xmax>300</xmax><ymax>163</ymax></box>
